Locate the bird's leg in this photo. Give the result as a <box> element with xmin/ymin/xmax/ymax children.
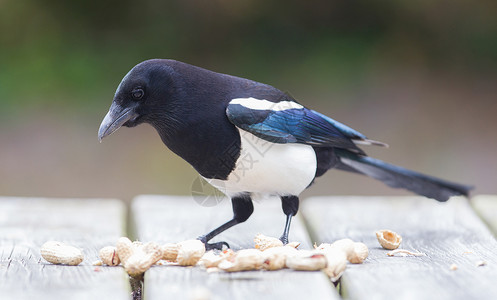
<box><xmin>198</xmin><ymin>193</ymin><xmax>253</xmax><ymax>250</ymax></box>
<box><xmin>280</xmin><ymin>195</ymin><xmax>299</xmax><ymax>244</ymax></box>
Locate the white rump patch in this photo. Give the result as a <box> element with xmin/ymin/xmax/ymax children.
<box><xmin>230</xmin><ymin>98</ymin><xmax>303</xmax><ymax>111</ymax></box>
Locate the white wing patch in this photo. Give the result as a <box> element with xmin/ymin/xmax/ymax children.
<box><xmin>230</xmin><ymin>98</ymin><xmax>303</xmax><ymax>111</ymax></box>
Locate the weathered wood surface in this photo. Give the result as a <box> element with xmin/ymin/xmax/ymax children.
<box><xmin>0</xmin><ymin>197</ymin><xmax>130</xmax><ymax>300</ymax></box>
<box><xmin>132</xmin><ymin>195</ymin><xmax>339</xmax><ymax>300</ymax></box>
<box><xmin>302</xmin><ymin>196</ymin><xmax>497</xmax><ymax>300</ymax></box>
<box><xmin>471</xmin><ymin>195</ymin><xmax>497</xmax><ymax>235</ymax></box>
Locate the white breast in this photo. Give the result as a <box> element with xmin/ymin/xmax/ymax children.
<box><xmin>205</xmin><ymin>129</ymin><xmax>317</xmax><ymax>198</ymax></box>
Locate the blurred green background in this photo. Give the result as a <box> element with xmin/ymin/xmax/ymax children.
<box><xmin>1</xmin><ymin>0</ymin><xmax>496</xmax><ymax>203</ymax></box>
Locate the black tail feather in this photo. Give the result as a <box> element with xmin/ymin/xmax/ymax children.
<box><xmin>335</xmin><ymin>149</ymin><xmax>473</xmax><ymax>202</ymax></box>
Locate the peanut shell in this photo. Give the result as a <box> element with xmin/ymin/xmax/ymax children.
<box><xmin>286</xmin><ymin>250</ymin><xmax>327</xmax><ymax>271</ymax></box>
<box><xmin>254</xmin><ymin>234</ymin><xmax>283</xmax><ymax>251</ymax></box>
<box><xmin>124</xmin><ymin>242</ymin><xmax>163</xmax><ymax>276</ymax></box>
<box><xmin>99</xmin><ymin>246</ymin><xmax>120</xmax><ymax>266</ymax></box>
<box><xmin>116</xmin><ymin>237</ymin><xmax>135</xmax><ymax>265</ymax></box>
<box><xmin>199</xmin><ymin>251</ymin><xmax>225</xmax><ymax>268</ymax></box>
<box><xmin>218</xmin><ymin>249</ymin><xmax>263</xmax><ymax>272</ymax></box>
<box><xmin>376</xmin><ymin>230</ymin><xmax>402</xmax><ymax>250</ymax></box>
<box><xmin>176</xmin><ymin>240</ymin><xmax>206</xmax><ymax>266</ymax></box>
<box><xmin>349</xmin><ymin>242</ymin><xmax>369</xmax><ymax>264</ymax></box>
<box><xmin>40</xmin><ymin>241</ymin><xmax>83</xmax><ymax>266</ymax></box>
<box><xmin>161</xmin><ymin>243</ymin><xmax>179</xmax><ymax>261</ymax></box>
<box><xmin>261</xmin><ymin>246</ymin><xmax>298</xmax><ymax>270</ymax></box>
<box><xmin>322</xmin><ymin>248</ymin><xmax>347</xmax><ymax>282</ymax></box>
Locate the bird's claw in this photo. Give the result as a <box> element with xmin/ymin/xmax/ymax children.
<box><xmin>197</xmin><ymin>235</ymin><xmax>230</xmax><ymax>250</ymax></box>
<box><xmin>204</xmin><ymin>241</ymin><xmax>230</xmax><ymax>251</ymax></box>
<box><xmin>279</xmin><ymin>235</ymin><xmax>289</xmax><ymax>245</ymax></box>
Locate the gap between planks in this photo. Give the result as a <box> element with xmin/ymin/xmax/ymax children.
<box><xmin>302</xmin><ymin>196</ymin><xmax>497</xmax><ymax>300</ymax></box>
<box><xmin>0</xmin><ymin>196</ymin><xmax>131</xmax><ymax>300</ymax></box>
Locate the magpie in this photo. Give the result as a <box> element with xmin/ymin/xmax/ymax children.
<box><xmin>98</xmin><ymin>59</ymin><xmax>472</xmax><ymax>249</ymax></box>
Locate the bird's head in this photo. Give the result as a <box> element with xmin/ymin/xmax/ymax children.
<box><xmin>98</xmin><ymin>59</ymin><xmax>177</xmax><ymax>142</ymax></box>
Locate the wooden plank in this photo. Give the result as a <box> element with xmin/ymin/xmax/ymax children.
<box><xmin>132</xmin><ymin>195</ymin><xmax>339</xmax><ymax>300</ymax></box>
<box><xmin>0</xmin><ymin>197</ymin><xmax>130</xmax><ymax>300</ymax></box>
<box><xmin>471</xmin><ymin>195</ymin><xmax>497</xmax><ymax>235</ymax></box>
<box><xmin>302</xmin><ymin>196</ymin><xmax>497</xmax><ymax>300</ymax></box>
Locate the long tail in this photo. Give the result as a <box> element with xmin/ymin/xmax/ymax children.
<box><xmin>335</xmin><ymin>149</ymin><xmax>473</xmax><ymax>202</ymax></box>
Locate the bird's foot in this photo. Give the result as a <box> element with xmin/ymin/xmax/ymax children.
<box><xmin>205</xmin><ymin>241</ymin><xmax>230</xmax><ymax>251</ymax></box>
<box><xmin>279</xmin><ymin>235</ymin><xmax>289</xmax><ymax>245</ymax></box>
<box><xmin>197</xmin><ymin>235</ymin><xmax>230</xmax><ymax>250</ymax></box>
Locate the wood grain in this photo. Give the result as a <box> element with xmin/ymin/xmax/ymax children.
<box><xmin>302</xmin><ymin>196</ymin><xmax>497</xmax><ymax>300</ymax></box>
<box><xmin>132</xmin><ymin>195</ymin><xmax>339</xmax><ymax>300</ymax></box>
<box><xmin>0</xmin><ymin>197</ymin><xmax>130</xmax><ymax>300</ymax></box>
<box><xmin>471</xmin><ymin>195</ymin><xmax>497</xmax><ymax>235</ymax></box>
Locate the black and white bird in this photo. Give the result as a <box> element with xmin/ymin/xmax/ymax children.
<box><xmin>98</xmin><ymin>59</ymin><xmax>471</xmax><ymax>249</ymax></box>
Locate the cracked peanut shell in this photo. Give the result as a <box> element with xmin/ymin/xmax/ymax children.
<box><xmin>99</xmin><ymin>246</ymin><xmax>120</xmax><ymax>266</ymax></box>
<box><xmin>376</xmin><ymin>230</ymin><xmax>402</xmax><ymax>250</ymax></box>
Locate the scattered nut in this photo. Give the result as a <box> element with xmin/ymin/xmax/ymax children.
<box><xmin>115</xmin><ymin>237</ymin><xmax>164</xmax><ymax>276</ymax></box>
<box><xmin>322</xmin><ymin>248</ymin><xmax>348</xmax><ymax>282</ymax></box>
<box><xmin>218</xmin><ymin>249</ymin><xmax>263</xmax><ymax>272</ymax></box>
<box><xmin>40</xmin><ymin>241</ymin><xmax>84</xmax><ymax>266</ymax></box>
<box><xmin>47</xmin><ymin>233</ymin><xmax>370</xmax><ymax>279</ymax></box>
<box><xmin>376</xmin><ymin>230</ymin><xmax>402</xmax><ymax>250</ymax></box>
<box><xmin>316</xmin><ymin>240</ymin><xmax>369</xmax><ymax>264</ymax></box>
<box><xmin>330</xmin><ymin>239</ymin><xmax>358</xmax><ymax>263</ymax></box>
<box><xmin>116</xmin><ymin>237</ymin><xmax>136</xmax><ymax>265</ymax></box>
<box><xmin>331</xmin><ymin>239</ymin><xmax>354</xmax><ymax>253</ymax></box>
<box><xmin>261</xmin><ymin>246</ymin><xmax>298</xmax><ymax>270</ymax></box>
<box><xmin>286</xmin><ymin>250</ymin><xmax>327</xmax><ymax>271</ymax></box>
<box><xmin>176</xmin><ymin>240</ymin><xmax>206</xmax><ymax>266</ymax></box>
<box><xmin>450</xmin><ymin>263</ymin><xmax>458</xmax><ymax>271</ymax></box>
<box><xmin>99</xmin><ymin>246</ymin><xmax>120</xmax><ymax>266</ymax></box>
<box><xmin>125</xmin><ymin>242</ymin><xmax>163</xmax><ymax>277</ymax></box>
<box><xmin>254</xmin><ymin>234</ymin><xmax>283</xmax><ymax>251</ymax></box>
<box><xmin>199</xmin><ymin>251</ymin><xmax>225</xmax><ymax>268</ymax></box>
<box><xmin>349</xmin><ymin>242</ymin><xmax>369</xmax><ymax>264</ymax></box>
<box><xmin>161</xmin><ymin>243</ymin><xmax>179</xmax><ymax>261</ymax></box>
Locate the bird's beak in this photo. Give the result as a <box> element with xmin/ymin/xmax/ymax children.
<box><xmin>98</xmin><ymin>102</ymin><xmax>139</xmax><ymax>142</ymax></box>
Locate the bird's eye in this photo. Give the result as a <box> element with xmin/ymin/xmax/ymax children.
<box><xmin>131</xmin><ymin>88</ymin><xmax>144</xmax><ymax>100</ymax></box>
